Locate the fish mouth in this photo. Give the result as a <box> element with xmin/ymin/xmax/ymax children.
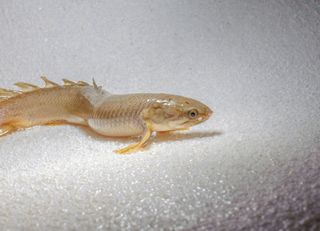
<box><xmin>205</xmin><ymin>109</ymin><xmax>213</xmax><ymax>120</ymax></box>
<box><xmin>199</xmin><ymin>110</ymin><xmax>213</xmax><ymax>122</ymax></box>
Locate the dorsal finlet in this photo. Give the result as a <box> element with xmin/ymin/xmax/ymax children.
<box><xmin>62</xmin><ymin>79</ymin><xmax>76</xmax><ymax>86</ymax></box>
<box><xmin>0</xmin><ymin>88</ymin><xmax>21</xmax><ymax>95</ymax></box>
<box><xmin>92</xmin><ymin>78</ymin><xmax>98</xmax><ymax>89</ymax></box>
<box><xmin>15</xmin><ymin>82</ymin><xmax>40</xmax><ymax>92</ymax></box>
<box><xmin>62</xmin><ymin>79</ymin><xmax>89</xmax><ymax>87</ymax></box>
<box><xmin>0</xmin><ymin>88</ymin><xmax>21</xmax><ymax>100</ymax></box>
<box><xmin>92</xmin><ymin>78</ymin><xmax>102</xmax><ymax>91</ymax></box>
<box><xmin>41</xmin><ymin>76</ymin><xmax>59</xmax><ymax>88</ymax></box>
<box><xmin>77</xmin><ymin>81</ymin><xmax>89</xmax><ymax>86</ymax></box>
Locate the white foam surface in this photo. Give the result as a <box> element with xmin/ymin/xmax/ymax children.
<box><xmin>0</xmin><ymin>0</ymin><xmax>319</xmax><ymax>230</ymax></box>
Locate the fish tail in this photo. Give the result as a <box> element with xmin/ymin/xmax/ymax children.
<box><xmin>0</xmin><ymin>77</ymin><xmax>54</xmax><ymax>136</ymax></box>
<box><xmin>0</xmin><ymin>77</ymin><xmax>96</xmax><ymax>137</ymax></box>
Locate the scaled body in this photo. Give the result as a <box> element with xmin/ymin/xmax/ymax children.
<box><xmin>0</xmin><ymin>78</ymin><xmax>213</xmax><ymax>153</ymax></box>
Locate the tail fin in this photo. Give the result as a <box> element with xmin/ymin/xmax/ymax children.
<box><xmin>0</xmin><ymin>77</ymin><xmax>95</xmax><ymax>137</ymax></box>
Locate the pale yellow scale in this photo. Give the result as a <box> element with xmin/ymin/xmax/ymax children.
<box><xmin>0</xmin><ymin>77</ymin><xmax>213</xmax><ymax>154</ymax></box>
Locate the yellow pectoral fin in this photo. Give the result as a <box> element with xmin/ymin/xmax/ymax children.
<box><xmin>0</xmin><ymin>125</ymin><xmax>15</xmax><ymax>137</ymax></box>
<box><xmin>115</xmin><ymin>122</ymin><xmax>153</xmax><ymax>154</ymax></box>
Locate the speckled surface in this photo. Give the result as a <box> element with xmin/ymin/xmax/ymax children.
<box><xmin>0</xmin><ymin>0</ymin><xmax>319</xmax><ymax>230</ymax></box>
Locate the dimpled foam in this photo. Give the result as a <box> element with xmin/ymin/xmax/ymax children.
<box><xmin>0</xmin><ymin>0</ymin><xmax>319</xmax><ymax>230</ymax></box>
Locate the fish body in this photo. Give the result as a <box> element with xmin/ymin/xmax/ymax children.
<box><xmin>0</xmin><ymin>78</ymin><xmax>213</xmax><ymax>153</ymax></box>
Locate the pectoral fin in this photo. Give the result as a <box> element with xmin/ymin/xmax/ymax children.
<box><xmin>0</xmin><ymin>125</ymin><xmax>15</xmax><ymax>137</ymax></box>
<box><xmin>115</xmin><ymin>121</ymin><xmax>153</xmax><ymax>154</ymax></box>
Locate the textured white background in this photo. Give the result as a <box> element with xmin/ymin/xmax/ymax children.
<box><xmin>0</xmin><ymin>0</ymin><xmax>319</xmax><ymax>230</ymax></box>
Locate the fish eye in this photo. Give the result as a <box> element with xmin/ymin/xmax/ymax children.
<box><xmin>188</xmin><ymin>109</ymin><xmax>198</xmax><ymax>119</ymax></box>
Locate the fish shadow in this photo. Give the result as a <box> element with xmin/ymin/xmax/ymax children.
<box><xmin>81</xmin><ymin>126</ymin><xmax>223</xmax><ymax>144</ymax></box>
<box><xmin>153</xmin><ymin>131</ymin><xmax>223</xmax><ymax>143</ymax></box>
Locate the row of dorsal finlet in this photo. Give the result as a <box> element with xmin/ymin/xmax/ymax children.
<box><xmin>0</xmin><ymin>76</ymin><xmax>99</xmax><ymax>100</ymax></box>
